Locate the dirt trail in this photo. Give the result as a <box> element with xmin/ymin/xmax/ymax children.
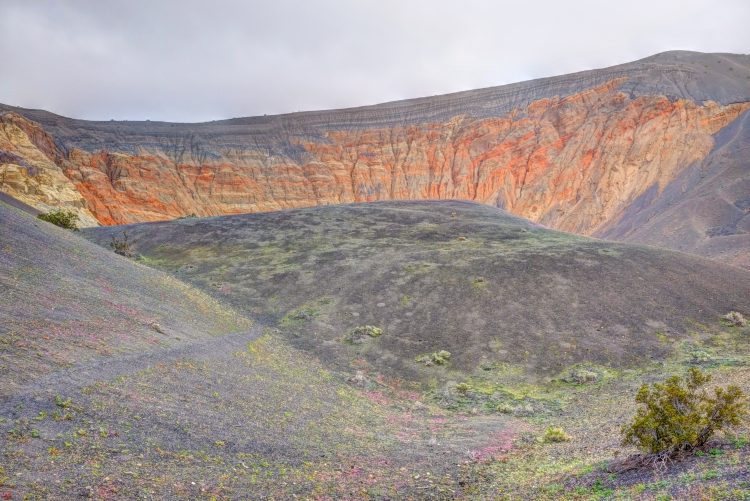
<box><xmin>0</xmin><ymin>325</ymin><xmax>264</xmax><ymax>420</ymax></box>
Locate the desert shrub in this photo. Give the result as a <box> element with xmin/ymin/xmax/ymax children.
<box><xmin>621</xmin><ymin>368</ymin><xmax>746</xmax><ymax>458</ymax></box>
<box><xmin>110</xmin><ymin>232</ymin><xmax>134</xmax><ymax>257</ymax></box>
<box><xmin>37</xmin><ymin>209</ymin><xmax>79</xmax><ymax>230</ymax></box>
<box><xmin>283</xmin><ymin>306</ymin><xmax>318</xmax><ymax>324</ymax></box>
<box><xmin>416</xmin><ymin>350</ymin><xmax>452</xmax><ymax>366</ymax></box>
<box><xmin>344</xmin><ymin>325</ymin><xmax>383</xmax><ymax>344</ymax></box>
<box><xmin>723</xmin><ymin>311</ymin><xmax>747</xmax><ymax>327</ymax></box>
<box><xmin>54</xmin><ymin>395</ymin><xmax>72</xmax><ymax>409</ymax></box>
<box><xmin>543</xmin><ymin>427</ymin><xmax>571</xmax><ymax>443</ymax></box>
<box><xmin>495</xmin><ymin>403</ymin><xmax>515</xmax><ymax>414</ymax></box>
<box><xmin>456</xmin><ymin>382</ymin><xmax>471</xmax><ymax>395</ymax></box>
<box><xmin>562</xmin><ymin>368</ymin><xmax>599</xmax><ymax>384</ymax></box>
<box><xmin>690</xmin><ymin>350</ymin><xmax>712</xmax><ymax>364</ymax></box>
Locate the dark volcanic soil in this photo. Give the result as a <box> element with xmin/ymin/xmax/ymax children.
<box><xmin>84</xmin><ymin>200</ymin><xmax>750</xmax><ymax>384</ymax></box>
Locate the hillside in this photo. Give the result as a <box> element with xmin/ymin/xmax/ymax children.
<box><xmin>0</xmin><ymin>199</ymin><xmax>249</xmax><ymax>399</ymax></box>
<box><xmin>80</xmin><ymin>200</ymin><xmax>750</xmax><ymax>499</ymax></box>
<box><xmin>4</xmin><ymin>198</ymin><xmax>750</xmax><ymax>498</ymax></box>
<box><xmin>1</xmin><ymin>50</ymin><xmax>749</xmax><ymax>267</ymax></box>
<box><xmin>83</xmin><ymin>201</ymin><xmax>750</xmax><ymax>384</ymax></box>
<box><xmin>1</xmin><ymin>199</ymin><xmax>530</xmax><ymax>499</ymax></box>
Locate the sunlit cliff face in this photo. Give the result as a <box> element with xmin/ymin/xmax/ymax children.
<box><xmin>1</xmin><ymin>78</ymin><xmax>747</xmax><ymax>237</ymax></box>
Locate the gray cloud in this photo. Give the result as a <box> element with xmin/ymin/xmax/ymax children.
<box><xmin>0</xmin><ymin>0</ymin><xmax>748</xmax><ymax>122</ymax></box>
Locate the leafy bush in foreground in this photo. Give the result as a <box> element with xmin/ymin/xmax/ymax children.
<box><xmin>37</xmin><ymin>209</ymin><xmax>79</xmax><ymax>230</ymax></box>
<box><xmin>621</xmin><ymin>368</ymin><xmax>746</xmax><ymax>459</ymax></box>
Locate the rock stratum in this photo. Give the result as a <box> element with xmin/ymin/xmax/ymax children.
<box><xmin>1</xmin><ymin>51</ymin><xmax>749</xmax><ymax>266</ymax></box>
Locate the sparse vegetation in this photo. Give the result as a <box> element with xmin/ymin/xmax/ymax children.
<box><xmin>54</xmin><ymin>395</ymin><xmax>72</xmax><ymax>409</ymax></box>
<box><xmin>562</xmin><ymin>367</ymin><xmax>600</xmax><ymax>384</ymax></box>
<box><xmin>543</xmin><ymin>427</ymin><xmax>571</xmax><ymax>443</ymax></box>
<box><xmin>110</xmin><ymin>231</ymin><xmax>134</xmax><ymax>257</ymax></box>
<box><xmin>690</xmin><ymin>350</ymin><xmax>712</xmax><ymax>364</ymax></box>
<box><xmin>344</xmin><ymin>325</ymin><xmax>383</xmax><ymax>344</ymax></box>
<box><xmin>621</xmin><ymin>368</ymin><xmax>746</xmax><ymax>460</ymax></box>
<box><xmin>723</xmin><ymin>311</ymin><xmax>747</xmax><ymax>327</ymax></box>
<box><xmin>281</xmin><ymin>305</ymin><xmax>319</xmax><ymax>325</ymax></box>
<box><xmin>37</xmin><ymin>209</ymin><xmax>79</xmax><ymax>230</ymax></box>
<box><xmin>415</xmin><ymin>350</ymin><xmax>451</xmax><ymax>366</ymax></box>
<box><xmin>471</xmin><ymin>277</ymin><xmax>487</xmax><ymax>290</ymax></box>
<box><xmin>6</xmin><ymin>200</ymin><xmax>750</xmax><ymax>498</ymax></box>
<box><xmin>456</xmin><ymin>382</ymin><xmax>471</xmax><ymax>395</ymax></box>
<box><xmin>279</xmin><ymin>299</ymin><xmax>332</xmax><ymax>327</ymax></box>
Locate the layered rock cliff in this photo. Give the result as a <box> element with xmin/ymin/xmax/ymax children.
<box><xmin>1</xmin><ymin>51</ymin><xmax>749</xmax><ymax>266</ymax></box>
<box><xmin>0</xmin><ymin>113</ymin><xmax>98</xmax><ymax>225</ymax></box>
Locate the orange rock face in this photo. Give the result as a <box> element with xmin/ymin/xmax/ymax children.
<box><xmin>39</xmin><ymin>80</ymin><xmax>747</xmax><ymax>235</ymax></box>
<box><xmin>1</xmin><ymin>79</ymin><xmax>748</xmax><ymax>237</ymax></box>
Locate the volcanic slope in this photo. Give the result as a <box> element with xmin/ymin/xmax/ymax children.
<box><xmin>0</xmin><ymin>199</ymin><xmax>249</xmax><ymax>398</ymax></box>
<box><xmin>2</xmin><ymin>51</ymin><xmax>750</xmax><ymax>267</ymax></box>
<box><xmin>0</xmin><ymin>199</ymin><xmax>534</xmax><ymax>499</ymax></box>
<box><xmin>84</xmin><ymin>200</ymin><xmax>750</xmax><ymax>386</ymax></box>
<box><xmin>6</xmin><ymin>199</ymin><xmax>750</xmax><ymax>499</ymax></box>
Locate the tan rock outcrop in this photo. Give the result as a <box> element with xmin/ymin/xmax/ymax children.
<box><xmin>0</xmin><ymin>113</ymin><xmax>98</xmax><ymax>225</ymax></box>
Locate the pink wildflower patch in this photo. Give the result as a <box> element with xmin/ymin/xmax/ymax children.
<box><xmin>363</xmin><ymin>391</ymin><xmax>390</xmax><ymax>406</ymax></box>
<box><xmin>468</xmin><ymin>429</ymin><xmax>517</xmax><ymax>462</ymax></box>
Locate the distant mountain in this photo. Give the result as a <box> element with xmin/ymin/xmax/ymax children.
<box><xmin>1</xmin><ymin>51</ymin><xmax>749</xmax><ymax>266</ymax></box>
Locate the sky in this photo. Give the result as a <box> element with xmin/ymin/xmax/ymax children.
<box><xmin>0</xmin><ymin>0</ymin><xmax>748</xmax><ymax>122</ymax></box>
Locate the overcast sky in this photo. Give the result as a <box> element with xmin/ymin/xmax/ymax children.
<box><xmin>0</xmin><ymin>0</ymin><xmax>747</xmax><ymax>122</ymax></box>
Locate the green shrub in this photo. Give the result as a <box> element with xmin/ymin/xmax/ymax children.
<box><xmin>344</xmin><ymin>325</ymin><xmax>383</xmax><ymax>344</ymax></box>
<box><xmin>37</xmin><ymin>209</ymin><xmax>79</xmax><ymax>230</ymax></box>
<box><xmin>54</xmin><ymin>395</ymin><xmax>72</xmax><ymax>408</ymax></box>
<box><xmin>416</xmin><ymin>350</ymin><xmax>452</xmax><ymax>366</ymax></box>
<box><xmin>543</xmin><ymin>427</ymin><xmax>571</xmax><ymax>443</ymax></box>
<box><xmin>621</xmin><ymin>368</ymin><xmax>746</xmax><ymax>457</ymax></box>
<box><xmin>456</xmin><ymin>382</ymin><xmax>471</xmax><ymax>395</ymax></box>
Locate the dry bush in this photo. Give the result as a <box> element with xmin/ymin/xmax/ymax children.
<box><xmin>110</xmin><ymin>231</ymin><xmax>134</xmax><ymax>258</ymax></box>
<box><xmin>723</xmin><ymin>311</ymin><xmax>747</xmax><ymax>327</ymax></box>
